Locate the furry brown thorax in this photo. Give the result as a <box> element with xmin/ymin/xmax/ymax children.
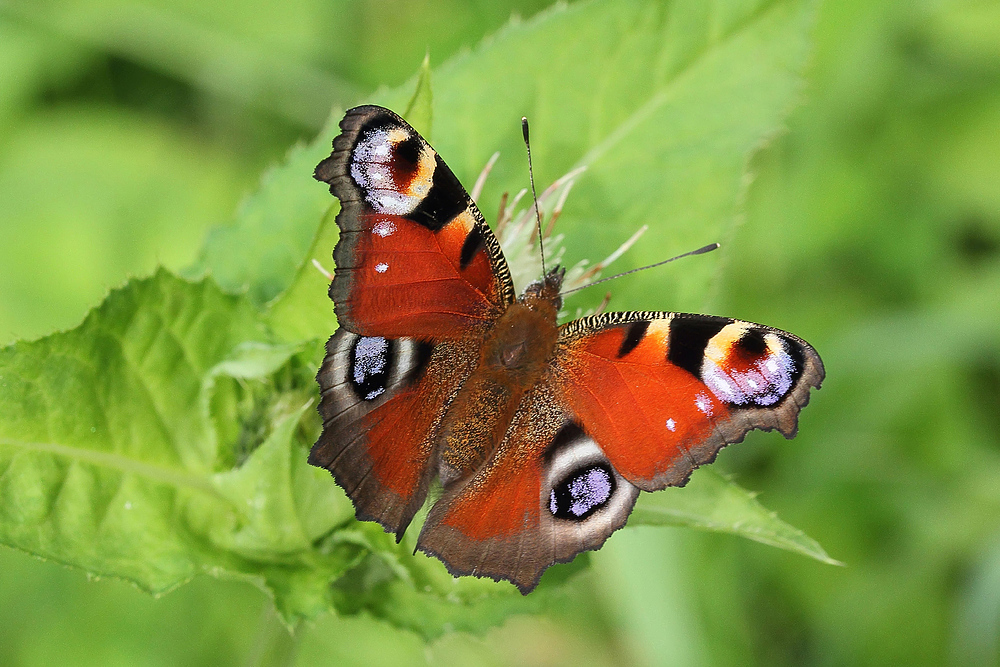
<box><xmin>438</xmin><ymin>267</ymin><xmax>564</xmax><ymax>485</ymax></box>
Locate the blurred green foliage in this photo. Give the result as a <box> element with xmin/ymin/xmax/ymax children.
<box><xmin>0</xmin><ymin>1</ymin><xmax>998</xmax><ymax>667</ymax></box>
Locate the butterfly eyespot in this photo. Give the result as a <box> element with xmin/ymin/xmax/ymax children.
<box><xmin>393</xmin><ymin>134</ymin><xmax>422</xmax><ymax>166</ymax></box>
<box><xmin>737</xmin><ymin>328</ymin><xmax>768</xmax><ymax>355</ymax></box>
<box><xmin>349</xmin><ymin>336</ymin><xmax>395</xmax><ymax>402</ymax></box>
<box><xmin>322</xmin><ymin>331</ymin><xmax>434</xmax><ymax>423</ymax></box>
<box><xmin>549</xmin><ymin>463</ymin><xmax>616</xmax><ymax>521</ymax></box>
<box><xmin>701</xmin><ymin>325</ymin><xmax>797</xmax><ymax>407</ymax></box>
<box><xmin>350</xmin><ymin>127</ymin><xmax>435</xmax><ymax>216</ymax></box>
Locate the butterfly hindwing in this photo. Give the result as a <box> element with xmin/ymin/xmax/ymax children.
<box><xmin>553</xmin><ymin>312</ymin><xmax>825</xmax><ymax>490</ymax></box>
<box><xmin>417</xmin><ymin>382</ymin><xmax>639</xmax><ymax>593</ymax></box>
<box><xmin>311</xmin><ymin>330</ymin><xmax>485</xmax><ymax>535</ymax></box>
<box><xmin>315</xmin><ymin>105</ymin><xmax>515</xmax><ymax>340</ymax></box>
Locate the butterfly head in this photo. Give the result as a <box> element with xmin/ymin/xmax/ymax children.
<box><xmin>521</xmin><ymin>265</ymin><xmax>565</xmax><ymax>311</ymax></box>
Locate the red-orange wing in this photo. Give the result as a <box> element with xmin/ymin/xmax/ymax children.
<box><xmin>417</xmin><ymin>383</ymin><xmax>639</xmax><ymax>593</ymax></box>
<box><xmin>314</xmin><ymin>105</ymin><xmax>515</xmax><ymax>340</ymax></box>
<box><xmin>552</xmin><ymin>312</ymin><xmax>825</xmax><ymax>491</ymax></box>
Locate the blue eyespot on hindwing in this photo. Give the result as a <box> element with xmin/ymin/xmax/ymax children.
<box><xmin>549</xmin><ymin>463</ymin><xmax>616</xmax><ymax>521</ymax></box>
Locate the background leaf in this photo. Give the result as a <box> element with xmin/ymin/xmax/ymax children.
<box><xmin>403</xmin><ymin>53</ymin><xmax>434</xmax><ymax>139</ymax></box>
<box><xmin>194</xmin><ymin>0</ymin><xmax>817</xmax><ymax>323</ymax></box>
<box><xmin>186</xmin><ymin>131</ymin><xmax>340</xmax><ymax>307</ymax></box>
<box><xmin>630</xmin><ymin>469</ymin><xmax>839</xmax><ymax>565</ymax></box>
<box><xmin>0</xmin><ymin>271</ymin><xmax>357</xmax><ymax>622</ymax></box>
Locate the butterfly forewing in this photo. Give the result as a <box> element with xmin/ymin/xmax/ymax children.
<box><xmin>553</xmin><ymin>312</ymin><xmax>825</xmax><ymax>491</ymax></box>
<box><xmin>315</xmin><ymin>105</ymin><xmax>515</xmax><ymax>340</ymax></box>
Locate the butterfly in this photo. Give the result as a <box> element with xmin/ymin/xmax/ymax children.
<box><xmin>310</xmin><ymin>105</ymin><xmax>825</xmax><ymax>593</ymax></box>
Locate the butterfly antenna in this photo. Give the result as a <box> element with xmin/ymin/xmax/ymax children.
<box><xmin>560</xmin><ymin>243</ymin><xmax>721</xmax><ymax>296</ymax></box>
<box><xmin>522</xmin><ymin>116</ymin><xmax>547</xmax><ymax>276</ymax></box>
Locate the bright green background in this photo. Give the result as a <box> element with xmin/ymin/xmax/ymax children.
<box><xmin>1</xmin><ymin>0</ymin><xmax>999</xmax><ymax>665</ymax></box>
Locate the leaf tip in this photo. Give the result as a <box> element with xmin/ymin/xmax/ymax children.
<box><xmin>403</xmin><ymin>54</ymin><xmax>434</xmax><ymax>139</ymax></box>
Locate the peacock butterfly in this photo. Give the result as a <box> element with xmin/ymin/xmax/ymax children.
<box><xmin>310</xmin><ymin>105</ymin><xmax>825</xmax><ymax>593</ymax></box>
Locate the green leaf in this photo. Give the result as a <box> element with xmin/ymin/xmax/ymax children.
<box><xmin>328</xmin><ymin>523</ymin><xmax>583</xmax><ymax>641</ymax></box>
<box><xmin>250</xmin><ymin>0</ymin><xmax>819</xmax><ymax>343</ymax></box>
<box><xmin>0</xmin><ymin>271</ymin><xmax>356</xmax><ymax>623</ymax></box>
<box><xmin>265</xmin><ymin>204</ymin><xmax>340</xmax><ymax>343</ymax></box>
<box><xmin>185</xmin><ymin>121</ymin><xmax>341</xmax><ymax>307</ymax></box>
<box><xmin>630</xmin><ymin>469</ymin><xmax>840</xmax><ymax>565</ymax></box>
<box><xmin>403</xmin><ymin>52</ymin><xmax>434</xmax><ymax>140</ymax></box>
<box><xmin>380</xmin><ymin>0</ymin><xmax>818</xmax><ymax>314</ymax></box>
